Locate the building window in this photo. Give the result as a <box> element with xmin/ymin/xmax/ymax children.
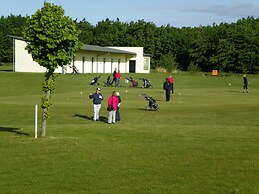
<box><xmin>118</xmin><ymin>59</ymin><xmax>121</xmax><ymax>70</ymax></box>
<box><xmin>144</xmin><ymin>57</ymin><xmax>149</xmax><ymax>70</ymax></box>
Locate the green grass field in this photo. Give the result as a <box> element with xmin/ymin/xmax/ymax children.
<box><xmin>0</xmin><ymin>70</ymin><xmax>258</xmax><ymax>194</ymax></box>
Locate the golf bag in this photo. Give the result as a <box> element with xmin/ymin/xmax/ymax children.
<box><xmin>70</xmin><ymin>65</ymin><xmax>79</xmax><ymax>74</ymax></box>
<box><xmin>126</xmin><ymin>76</ymin><xmax>138</xmax><ymax>87</ymax></box>
<box><xmin>140</xmin><ymin>78</ymin><xmax>153</xmax><ymax>88</ymax></box>
<box><xmin>103</xmin><ymin>76</ymin><xmax>112</xmax><ymax>87</ymax></box>
<box><xmin>141</xmin><ymin>93</ymin><xmax>159</xmax><ymax>111</ymax></box>
<box><xmin>90</xmin><ymin>75</ymin><xmax>101</xmax><ymax>85</ymax></box>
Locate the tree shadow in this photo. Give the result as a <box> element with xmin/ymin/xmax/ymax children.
<box><xmin>0</xmin><ymin>127</ymin><xmax>29</xmax><ymax>136</ymax></box>
<box><xmin>74</xmin><ymin>114</ymin><xmax>108</xmax><ymax>123</ymax></box>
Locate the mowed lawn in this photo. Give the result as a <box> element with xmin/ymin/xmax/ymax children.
<box><xmin>0</xmin><ymin>70</ymin><xmax>258</xmax><ymax>194</ymax></box>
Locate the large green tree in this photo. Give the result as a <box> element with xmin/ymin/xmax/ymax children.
<box><xmin>23</xmin><ymin>2</ymin><xmax>82</xmax><ymax>137</ymax></box>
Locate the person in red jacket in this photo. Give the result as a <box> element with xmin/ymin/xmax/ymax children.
<box><xmin>115</xmin><ymin>70</ymin><xmax>121</xmax><ymax>87</ymax></box>
<box><xmin>168</xmin><ymin>75</ymin><xmax>174</xmax><ymax>94</ymax></box>
<box><xmin>107</xmin><ymin>91</ymin><xmax>119</xmax><ymax>124</ymax></box>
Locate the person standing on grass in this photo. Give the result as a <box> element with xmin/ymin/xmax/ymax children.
<box><xmin>163</xmin><ymin>78</ymin><xmax>171</xmax><ymax>101</ymax></box>
<box><xmin>107</xmin><ymin>91</ymin><xmax>119</xmax><ymax>124</ymax></box>
<box><xmin>115</xmin><ymin>70</ymin><xmax>121</xmax><ymax>87</ymax></box>
<box><xmin>89</xmin><ymin>88</ymin><xmax>103</xmax><ymax>121</ymax></box>
<box><xmin>116</xmin><ymin>92</ymin><xmax>121</xmax><ymax>122</ymax></box>
<box><xmin>168</xmin><ymin>75</ymin><xmax>174</xmax><ymax>94</ymax></box>
<box><xmin>111</xmin><ymin>68</ymin><xmax>117</xmax><ymax>86</ymax></box>
<box><xmin>243</xmin><ymin>74</ymin><xmax>249</xmax><ymax>93</ymax></box>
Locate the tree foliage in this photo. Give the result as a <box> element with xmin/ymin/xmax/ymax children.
<box><xmin>22</xmin><ymin>2</ymin><xmax>82</xmax><ymax>137</ymax></box>
<box><xmin>0</xmin><ymin>14</ymin><xmax>27</xmax><ymax>62</ymax></box>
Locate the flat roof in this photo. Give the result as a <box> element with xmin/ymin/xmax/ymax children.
<box><xmin>80</xmin><ymin>45</ymin><xmax>136</xmax><ymax>55</ymax></box>
<box><xmin>7</xmin><ymin>35</ymin><xmax>137</xmax><ymax>55</ymax></box>
<box><xmin>6</xmin><ymin>35</ymin><xmax>25</xmax><ymax>41</ymax></box>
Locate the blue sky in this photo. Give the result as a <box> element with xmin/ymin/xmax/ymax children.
<box><xmin>1</xmin><ymin>0</ymin><xmax>259</xmax><ymax>27</ymax></box>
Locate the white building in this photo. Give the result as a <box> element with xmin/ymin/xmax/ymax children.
<box><xmin>11</xmin><ymin>36</ymin><xmax>150</xmax><ymax>74</ymax></box>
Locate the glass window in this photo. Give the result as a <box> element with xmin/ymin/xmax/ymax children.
<box><xmin>144</xmin><ymin>57</ymin><xmax>149</xmax><ymax>70</ymax></box>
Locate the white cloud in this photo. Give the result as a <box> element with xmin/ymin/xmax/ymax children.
<box><xmin>184</xmin><ymin>3</ymin><xmax>259</xmax><ymax>18</ymax></box>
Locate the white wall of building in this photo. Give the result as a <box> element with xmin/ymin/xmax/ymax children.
<box><xmin>14</xmin><ymin>39</ymin><xmax>150</xmax><ymax>74</ymax></box>
<box><xmin>15</xmin><ymin>39</ymin><xmax>46</xmax><ymax>72</ymax></box>
<box><xmin>110</xmin><ymin>47</ymin><xmax>150</xmax><ymax>73</ymax></box>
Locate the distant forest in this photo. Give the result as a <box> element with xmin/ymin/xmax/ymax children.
<box><xmin>1</xmin><ymin>14</ymin><xmax>258</xmax><ymax>73</ymax></box>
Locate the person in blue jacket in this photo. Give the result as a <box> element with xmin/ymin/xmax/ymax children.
<box><xmin>89</xmin><ymin>88</ymin><xmax>103</xmax><ymax>121</ymax></box>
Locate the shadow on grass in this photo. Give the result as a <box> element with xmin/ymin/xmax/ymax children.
<box><xmin>74</xmin><ymin>114</ymin><xmax>108</xmax><ymax>123</ymax></box>
<box><xmin>0</xmin><ymin>127</ymin><xmax>29</xmax><ymax>136</ymax></box>
<box><xmin>137</xmin><ymin>108</ymin><xmax>159</xmax><ymax>111</ymax></box>
<box><xmin>0</xmin><ymin>70</ymin><xmax>13</xmax><ymax>72</ymax></box>
<box><xmin>227</xmin><ymin>90</ymin><xmax>242</xmax><ymax>93</ymax></box>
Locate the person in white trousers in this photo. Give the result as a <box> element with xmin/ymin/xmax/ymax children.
<box><xmin>89</xmin><ymin>88</ymin><xmax>103</xmax><ymax>121</ymax></box>
<box><xmin>107</xmin><ymin>91</ymin><xmax>119</xmax><ymax>124</ymax></box>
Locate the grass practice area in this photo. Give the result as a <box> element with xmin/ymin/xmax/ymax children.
<box><xmin>0</xmin><ymin>70</ymin><xmax>258</xmax><ymax>194</ymax></box>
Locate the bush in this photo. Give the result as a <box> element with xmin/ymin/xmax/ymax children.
<box><xmin>187</xmin><ymin>62</ymin><xmax>201</xmax><ymax>72</ymax></box>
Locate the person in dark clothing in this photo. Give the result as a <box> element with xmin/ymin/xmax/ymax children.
<box><xmin>104</xmin><ymin>76</ymin><xmax>111</xmax><ymax>86</ymax></box>
<box><xmin>116</xmin><ymin>92</ymin><xmax>121</xmax><ymax>122</ymax></box>
<box><xmin>163</xmin><ymin>78</ymin><xmax>171</xmax><ymax>101</ymax></box>
<box><xmin>110</xmin><ymin>68</ymin><xmax>117</xmax><ymax>86</ymax></box>
<box><xmin>89</xmin><ymin>88</ymin><xmax>103</xmax><ymax>121</ymax></box>
<box><xmin>243</xmin><ymin>74</ymin><xmax>249</xmax><ymax>93</ymax></box>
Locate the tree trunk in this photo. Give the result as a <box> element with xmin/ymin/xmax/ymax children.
<box><xmin>41</xmin><ymin>71</ymin><xmax>53</xmax><ymax>137</ymax></box>
<box><xmin>41</xmin><ymin>108</ymin><xmax>47</xmax><ymax>137</ymax></box>
<box><xmin>41</xmin><ymin>88</ymin><xmax>51</xmax><ymax>137</ymax></box>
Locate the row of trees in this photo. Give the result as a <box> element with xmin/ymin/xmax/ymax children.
<box><xmin>1</xmin><ymin>14</ymin><xmax>259</xmax><ymax>73</ymax></box>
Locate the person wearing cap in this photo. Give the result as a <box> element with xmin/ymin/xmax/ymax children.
<box><xmin>89</xmin><ymin>88</ymin><xmax>103</xmax><ymax>121</ymax></box>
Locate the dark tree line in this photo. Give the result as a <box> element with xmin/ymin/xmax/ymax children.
<box><xmin>0</xmin><ymin>15</ymin><xmax>27</xmax><ymax>62</ymax></box>
<box><xmin>1</xmin><ymin>14</ymin><xmax>258</xmax><ymax>73</ymax></box>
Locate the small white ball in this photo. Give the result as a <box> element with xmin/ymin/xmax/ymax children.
<box><xmin>126</xmin><ymin>90</ymin><xmax>128</xmax><ymax>93</ymax></box>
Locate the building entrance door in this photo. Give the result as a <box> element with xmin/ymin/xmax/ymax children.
<box><xmin>129</xmin><ymin>60</ymin><xmax>136</xmax><ymax>73</ymax></box>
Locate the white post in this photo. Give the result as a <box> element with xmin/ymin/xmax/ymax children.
<box><xmin>35</xmin><ymin>105</ymin><xmax>38</xmax><ymax>139</ymax></box>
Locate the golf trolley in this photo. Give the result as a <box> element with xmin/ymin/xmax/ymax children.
<box><xmin>140</xmin><ymin>78</ymin><xmax>153</xmax><ymax>88</ymax></box>
<box><xmin>90</xmin><ymin>75</ymin><xmax>101</xmax><ymax>85</ymax></box>
<box><xmin>70</xmin><ymin>64</ymin><xmax>79</xmax><ymax>74</ymax></box>
<box><xmin>104</xmin><ymin>75</ymin><xmax>112</xmax><ymax>87</ymax></box>
<box><xmin>140</xmin><ymin>93</ymin><xmax>159</xmax><ymax>111</ymax></box>
<box><xmin>125</xmin><ymin>76</ymin><xmax>138</xmax><ymax>87</ymax></box>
